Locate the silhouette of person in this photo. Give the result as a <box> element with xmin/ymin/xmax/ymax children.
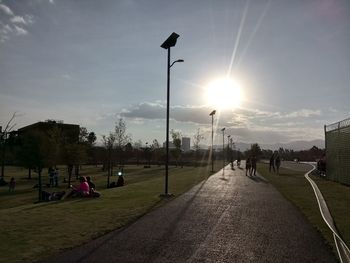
<box><xmin>245</xmin><ymin>157</ymin><xmax>251</xmax><ymax>176</ymax></box>
<box><xmin>251</xmin><ymin>155</ymin><xmax>257</xmax><ymax>176</ymax></box>
<box><xmin>275</xmin><ymin>155</ymin><xmax>281</xmax><ymax>175</ymax></box>
<box><xmin>9</xmin><ymin>177</ymin><xmax>16</xmax><ymax>192</ymax></box>
<box><xmin>269</xmin><ymin>153</ymin><xmax>275</xmax><ymax>173</ymax></box>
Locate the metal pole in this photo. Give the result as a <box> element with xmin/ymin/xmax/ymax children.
<box><xmin>222</xmin><ymin>129</ymin><xmax>225</xmax><ymax>173</ymax></box>
<box><xmin>165</xmin><ymin>47</ymin><xmax>170</xmax><ymax>195</ymax></box>
<box><xmin>211</xmin><ymin>114</ymin><xmax>214</xmax><ymax>172</ymax></box>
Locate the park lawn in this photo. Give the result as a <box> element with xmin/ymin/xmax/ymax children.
<box><xmin>0</xmin><ymin>164</ymin><xmax>214</xmax><ymax>263</ymax></box>
<box><xmin>258</xmin><ymin>163</ymin><xmax>350</xmax><ymax>255</ymax></box>
<box><xmin>310</xmin><ymin>174</ymin><xmax>350</xmax><ymax>248</ymax></box>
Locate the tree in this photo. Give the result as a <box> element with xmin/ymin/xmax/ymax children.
<box><xmin>1</xmin><ymin>113</ymin><xmax>17</xmax><ymax>180</ymax></box>
<box><xmin>193</xmin><ymin>128</ymin><xmax>205</xmax><ymax>166</ymax></box>
<box><xmin>87</xmin><ymin>132</ymin><xmax>97</xmax><ymax>145</ymax></box>
<box><xmin>115</xmin><ymin>118</ymin><xmax>131</xmax><ymax>165</ymax></box>
<box><xmin>102</xmin><ymin>133</ymin><xmax>116</xmax><ymax>188</ymax></box>
<box><xmin>170</xmin><ymin>129</ymin><xmax>182</xmax><ymax>167</ymax></box>
<box><xmin>151</xmin><ymin>139</ymin><xmax>162</xmax><ymax>166</ymax></box>
<box><xmin>18</xmin><ymin>131</ymin><xmax>50</xmax><ymax>201</ymax></box>
<box><xmin>133</xmin><ymin>140</ymin><xmax>143</xmax><ymax>166</ymax></box>
<box><xmin>250</xmin><ymin>143</ymin><xmax>262</xmax><ymax>158</ymax></box>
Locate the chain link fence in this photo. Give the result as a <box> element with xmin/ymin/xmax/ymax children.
<box><xmin>325</xmin><ymin>117</ymin><xmax>350</xmax><ymax>185</ymax></box>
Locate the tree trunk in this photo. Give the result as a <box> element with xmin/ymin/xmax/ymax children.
<box><xmin>67</xmin><ymin>164</ymin><xmax>73</xmax><ymax>188</ymax></box>
<box><xmin>38</xmin><ymin>167</ymin><xmax>42</xmax><ymax>202</ymax></box>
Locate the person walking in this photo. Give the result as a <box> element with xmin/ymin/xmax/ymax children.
<box><xmin>54</xmin><ymin>168</ymin><xmax>59</xmax><ymax>187</ymax></box>
<box><xmin>269</xmin><ymin>153</ymin><xmax>275</xmax><ymax>173</ymax></box>
<box><xmin>48</xmin><ymin>167</ymin><xmax>54</xmax><ymax>187</ymax></box>
<box><xmin>245</xmin><ymin>156</ymin><xmax>251</xmax><ymax>176</ymax></box>
<box><xmin>9</xmin><ymin>177</ymin><xmax>16</xmax><ymax>192</ymax></box>
<box><xmin>275</xmin><ymin>155</ymin><xmax>281</xmax><ymax>175</ymax></box>
<box><xmin>251</xmin><ymin>155</ymin><xmax>257</xmax><ymax>176</ymax></box>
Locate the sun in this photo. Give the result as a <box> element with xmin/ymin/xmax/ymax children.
<box><xmin>205</xmin><ymin>78</ymin><xmax>244</xmax><ymax>110</ymax></box>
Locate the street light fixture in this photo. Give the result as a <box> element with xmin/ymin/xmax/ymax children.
<box><xmin>221</xmin><ymin>128</ymin><xmax>225</xmax><ymax>174</ymax></box>
<box><xmin>161</xmin><ymin>32</ymin><xmax>183</xmax><ymax>197</ymax></box>
<box><xmin>209</xmin><ymin>110</ymin><xmax>216</xmax><ymax>172</ymax></box>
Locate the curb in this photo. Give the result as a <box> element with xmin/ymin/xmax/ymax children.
<box><xmin>303</xmin><ymin>163</ymin><xmax>350</xmax><ymax>263</ymax></box>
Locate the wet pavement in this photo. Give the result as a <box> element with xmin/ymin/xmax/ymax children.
<box><xmin>42</xmin><ymin>164</ymin><xmax>336</xmax><ymax>263</ymax></box>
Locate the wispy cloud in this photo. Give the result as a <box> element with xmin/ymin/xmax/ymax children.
<box><xmin>119</xmin><ymin>102</ymin><xmax>327</xmax><ymax>143</ymax></box>
<box><xmin>0</xmin><ymin>4</ymin><xmax>14</xmax><ymax>16</ymax></box>
<box><xmin>13</xmin><ymin>25</ymin><xmax>28</xmax><ymax>35</ymax></box>
<box><xmin>10</xmin><ymin>15</ymin><xmax>34</xmax><ymax>25</ymax></box>
<box><xmin>285</xmin><ymin>109</ymin><xmax>321</xmax><ymax>118</ymax></box>
<box><xmin>0</xmin><ymin>3</ymin><xmax>34</xmax><ymax>43</ymax></box>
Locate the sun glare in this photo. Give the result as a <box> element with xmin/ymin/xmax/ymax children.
<box><xmin>205</xmin><ymin>78</ymin><xmax>244</xmax><ymax>110</ymax></box>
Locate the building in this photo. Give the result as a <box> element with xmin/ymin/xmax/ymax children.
<box><xmin>181</xmin><ymin>137</ymin><xmax>190</xmax><ymax>152</ymax></box>
<box><xmin>162</xmin><ymin>141</ymin><xmax>175</xmax><ymax>149</ymax></box>
<box><xmin>18</xmin><ymin>120</ymin><xmax>80</xmax><ymax>144</ymax></box>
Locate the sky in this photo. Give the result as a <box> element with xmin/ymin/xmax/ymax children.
<box><xmin>0</xmin><ymin>0</ymin><xmax>349</xmax><ymax>147</ymax></box>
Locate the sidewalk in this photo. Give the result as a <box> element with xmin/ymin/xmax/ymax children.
<box><xmin>42</xmin><ymin>165</ymin><xmax>336</xmax><ymax>263</ymax></box>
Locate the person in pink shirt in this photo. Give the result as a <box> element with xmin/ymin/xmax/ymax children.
<box><xmin>66</xmin><ymin>176</ymin><xmax>90</xmax><ymax>198</ymax></box>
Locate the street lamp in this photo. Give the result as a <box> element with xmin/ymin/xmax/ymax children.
<box><xmin>161</xmin><ymin>32</ymin><xmax>184</xmax><ymax>197</ymax></box>
<box><xmin>230</xmin><ymin>137</ymin><xmax>233</xmax><ymax>169</ymax></box>
<box><xmin>221</xmin><ymin>128</ymin><xmax>225</xmax><ymax>174</ymax></box>
<box><xmin>227</xmin><ymin>134</ymin><xmax>231</xmax><ymax>161</ymax></box>
<box><xmin>209</xmin><ymin>110</ymin><xmax>216</xmax><ymax>172</ymax></box>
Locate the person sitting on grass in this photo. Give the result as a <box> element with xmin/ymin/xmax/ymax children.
<box><xmin>86</xmin><ymin>176</ymin><xmax>101</xmax><ymax>197</ymax></box>
<box><xmin>65</xmin><ymin>176</ymin><xmax>90</xmax><ymax>198</ymax></box>
<box><xmin>116</xmin><ymin>174</ymin><xmax>124</xmax><ymax>187</ymax></box>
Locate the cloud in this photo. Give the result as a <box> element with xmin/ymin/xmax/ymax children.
<box><xmin>10</xmin><ymin>15</ymin><xmax>33</xmax><ymax>25</ymax></box>
<box><xmin>49</xmin><ymin>0</ymin><xmax>55</xmax><ymax>4</ymax></box>
<box><xmin>11</xmin><ymin>16</ymin><xmax>26</xmax><ymax>24</ymax></box>
<box><xmin>285</xmin><ymin>109</ymin><xmax>321</xmax><ymax>118</ymax></box>
<box><xmin>13</xmin><ymin>25</ymin><xmax>28</xmax><ymax>35</ymax></box>
<box><xmin>0</xmin><ymin>4</ymin><xmax>34</xmax><ymax>43</ymax></box>
<box><xmin>119</xmin><ymin>102</ymin><xmax>327</xmax><ymax>144</ymax></box>
<box><xmin>62</xmin><ymin>74</ymin><xmax>72</xmax><ymax>80</ymax></box>
<box><xmin>0</xmin><ymin>4</ymin><xmax>14</xmax><ymax>16</ymax></box>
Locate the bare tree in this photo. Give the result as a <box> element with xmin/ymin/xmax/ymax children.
<box><xmin>170</xmin><ymin>129</ymin><xmax>182</xmax><ymax>167</ymax></box>
<box><xmin>1</xmin><ymin>113</ymin><xmax>18</xmax><ymax>179</ymax></box>
<box><xmin>193</xmin><ymin>128</ymin><xmax>205</xmax><ymax>166</ymax></box>
<box><xmin>115</xmin><ymin>118</ymin><xmax>131</xmax><ymax>166</ymax></box>
<box><xmin>102</xmin><ymin>133</ymin><xmax>116</xmax><ymax>188</ymax></box>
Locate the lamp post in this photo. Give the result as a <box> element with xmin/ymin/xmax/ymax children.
<box><xmin>209</xmin><ymin>110</ymin><xmax>216</xmax><ymax>172</ymax></box>
<box><xmin>227</xmin><ymin>135</ymin><xmax>231</xmax><ymax>167</ymax></box>
<box><xmin>230</xmin><ymin>137</ymin><xmax>233</xmax><ymax>169</ymax></box>
<box><xmin>161</xmin><ymin>32</ymin><xmax>184</xmax><ymax>197</ymax></box>
<box><xmin>221</xmin><ymin>128</ymin><xmax>225</xmax><ymax>174</ymax></box>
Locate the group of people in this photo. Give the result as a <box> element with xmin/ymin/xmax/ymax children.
<box><xmin>48</xmin><ymin>167</ymin><xmax>60</xmax><ymax>187</ymax></box>
<box><xmin>245</xmin><ymin>155</ymin><xmax>257</xmax><ymax>176</ymax></box>
<box><xmin>64</xmin><ymin>176</ymin><xmax>100</xmax><ymax>198</ymax></box>
<box><xmin>269</xmin><ymin>153</ymin><xmax>281</xmax><ymax>175</ymax></box>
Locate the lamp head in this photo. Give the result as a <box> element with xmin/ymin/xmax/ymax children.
<box><xmin>209</xmin><ymin>110</ymin><xmax>216</xmax><ymax>116</ymax></box>
<box><xmin>161</xmin><ymin>32</ymin><xmax>180</xmax><ymax>49</ymax></box>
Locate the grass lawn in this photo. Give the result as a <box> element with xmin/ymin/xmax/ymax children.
<box><xmin>0</xmin><ymin>163</ymin><xmax>216</xmax><ymax>262</ymax></box>
<box><xmin>258</xmin><ymin>162</ymin><xmax>350</xmax><ymax>255</ymax></box>
<box><xmin>310</xmin><ymin>174</ymin><xmax>350</xmax><ymax>248</ymax></box>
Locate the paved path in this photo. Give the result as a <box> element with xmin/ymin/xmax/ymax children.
<box><xmin>42</xmin><ymin>165</ymin><xmax>336</xmax><ymax>263</ymax></box>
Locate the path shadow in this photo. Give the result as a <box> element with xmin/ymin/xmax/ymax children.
<box><xmin>247</xmin><ymin>174</ymin><xmax>268</xmax><ymax>184</ymax></box>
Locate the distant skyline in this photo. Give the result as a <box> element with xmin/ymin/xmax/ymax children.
<box><xmin>1</xmin><ymin>0</ymin><xmax>349</xmax><ymax>146</ymax></box>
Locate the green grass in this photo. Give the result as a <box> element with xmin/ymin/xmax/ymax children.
<box><xmin>310</xmin><ymin>174</ymin><xmax>350</xmax><ymax>248</ymax></box>
<box><xmin>258</xmin><ymin>163</ymin><xmax>350</xmax><ymax>254</ymax></box>
<box><xmin>0</xmin><ymin>163</ymin><xmax>216</xmax><ymax>262</ymax></box>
